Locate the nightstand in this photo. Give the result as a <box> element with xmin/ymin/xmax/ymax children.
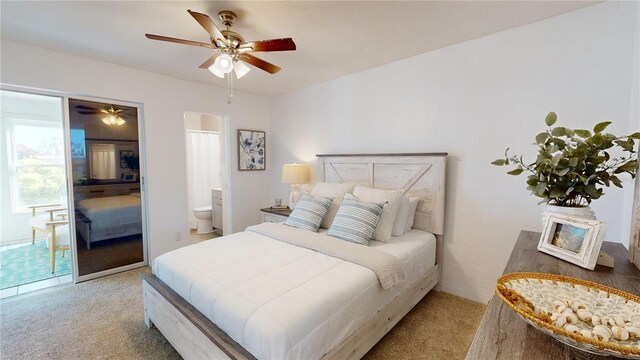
<box><xmin>260</xmin><ymin>207</ymin><xmax>292</xmax><ymax>223</ymax></box>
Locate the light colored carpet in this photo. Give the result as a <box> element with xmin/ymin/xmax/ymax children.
<box><xmin>0</xmin><ymin>268</ymin><xmax>486</xmax><ymax>360</ymax></box>
<box><xmin>1</xmin><ymin>268</ymin><xmax>179</xmax><ymax>360</ymax></box>
<box><xmin>363</xmin><ymin>291</ymin><xmax>486</xmax><ymax>360</ymax></box>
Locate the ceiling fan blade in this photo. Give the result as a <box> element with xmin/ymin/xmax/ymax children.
<box><xmin>198</xmin><ymin>53</ymin><xmax>220</xmax><ymax>69</ymax></box>
<box><xmin>240</xmin><ymin>38</ymin><xmax>296</xmax><ymax>52</ymax></box>
<box><xmin>77</xmin><ymin>111</ymin><xmax>101</xmax><ymax>115</ymax></box>
<box><xmin>145</xmin><ymin>33</ymin><xmax>213</xmax><ymax>49</ymax></box>
<box><xmin>187</xmin><ymin>10</ymin><xmax>229</xmax><ymax>48</ymax></box>
<box><xmin>75</xmin><ymin>105</ymin><xmax>99</xmax><ymax>111</ymax></box>
<box><xmin>238</xmin><ymin>54</ymin><xmax>281</xmax><ymax>74</ymax></box>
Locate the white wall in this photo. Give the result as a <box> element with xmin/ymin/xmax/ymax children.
<box><xmin>270</xmin><ymin>2</ymin><xmax>639</xmax><ymax>303</ymax></box>
<box><xmin>1</xmin><ymin>39</ymin><xmax>272</xmax><ymax>260</ymax></box>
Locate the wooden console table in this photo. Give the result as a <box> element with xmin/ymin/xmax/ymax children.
<box><xmin>466</xmin><ymin>230</ymin><xmax>640</xmax><ymax>360</ymax></box>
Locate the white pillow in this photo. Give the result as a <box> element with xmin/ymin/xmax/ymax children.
<box><xmin>327</xmin><ymin>193</ymin><xmax>385</xmax><ymax>246</ymax></box>
<box><xmin>405</xmin><ymin>197</ymin><xmax>420</xmax><ymax>232</ymax></box>
<box><xmin>352</xmin><ymin>184</ymin><xmax>402</xmax><ymax>242</ymax></box>
<box><xmin>312</xmin><ymin>182</ymin><xmax>357</xmax><ymax>229</ymax></box>
<box><xmin>284</xmin><ymin>192</ymin><xmax>333</xmax><ymax>232</ymax></box>
<box><xmin>392</xmin><ymin>196</ymin><xmax>410</xmax><ymax>237</ymax></box>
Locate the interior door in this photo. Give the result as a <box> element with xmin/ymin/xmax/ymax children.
<box><xmin>67</xmin><ymin>97</ymin><xmax>147</xmax><ymax>280</ymax></box>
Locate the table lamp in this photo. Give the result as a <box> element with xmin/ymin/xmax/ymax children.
<box><xmin>282</xmin><ymin>163</ymin><xmax>310</xmax><ymax>209</ymax></box>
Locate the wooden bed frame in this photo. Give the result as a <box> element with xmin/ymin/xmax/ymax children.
<box><xmin>142</xmin><ymin>153</ymin><xmax>447</xmax><ymax>359</ymax></box>
<box><xmin>75</xmin><ymin>202</ymin><xmax>143</xmax><ymax>250</ymax></box>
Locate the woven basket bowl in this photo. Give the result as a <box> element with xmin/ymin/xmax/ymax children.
<box><xmin>496</xmin><ymin>272</ymin><xmax>640</xmax><ymax>358</ymax></box>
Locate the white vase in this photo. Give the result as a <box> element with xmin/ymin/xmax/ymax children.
<box><xmin>542</xmin><ymin>204</ymin><xmax>596</xmax><ymax>223</ymax></box>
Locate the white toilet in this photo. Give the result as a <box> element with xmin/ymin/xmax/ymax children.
<box><xmin>193</xmin><ymin>205</ymin><xmax>214</xmax><ymax>234</ymax></box>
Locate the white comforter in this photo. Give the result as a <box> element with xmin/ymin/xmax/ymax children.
<box><xmin>77</xmin><ymin>194</ymin><xmax>141</xmax><ymax>230</ymax></box>
<box><xmin>152</xmin><ymin>226</ymin><xmax>436</xmax><ymax>360</ymax></box>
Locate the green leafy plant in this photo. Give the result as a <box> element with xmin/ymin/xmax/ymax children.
<box><xmin>492</xmin><ymin>112</ymin><xmax>639</xmax><ymax>207</ymax></box>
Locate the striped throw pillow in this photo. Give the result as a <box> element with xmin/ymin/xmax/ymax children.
<box><xmin>284</xmin><ymin>193</ymin><xmax>334</xmax><ymax>232</ymax></box>
<box><xmin>327</xmin><ymin>193</ymin><xmax>385</xmax><ymax>246</ymax></box>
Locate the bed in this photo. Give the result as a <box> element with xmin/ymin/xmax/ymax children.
<box><xmin>142</xmin><ymin>153</ymin><xmax>446</xmax><ymax>359</ymax></box>
<box><xmin>75</xmin><ymin>193</ymin><xmax>143</xmax><ymax>249</ymax></box>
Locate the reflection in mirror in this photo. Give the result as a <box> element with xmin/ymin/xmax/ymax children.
<box><xmin>89</xmin><ymin>143</ymin><xmax>116</xmax><ymax>179</ymax></box>
<box><xmin>69</xmin><ymin>98</ymin><xmax>144</xmax><ymax>277</ymax></box>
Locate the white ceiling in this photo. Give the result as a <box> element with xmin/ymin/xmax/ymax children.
<box><xmin>1</xmin><ymin>1</ymin><xmax>597</xmax><ymax>96</ymax></box>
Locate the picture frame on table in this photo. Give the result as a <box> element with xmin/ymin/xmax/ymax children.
<box><xmin>237</xmin><ymin>129</ymin><xmax>266</xmax><ymax>171</ymax></box>
<box><xmin>122</xmin><ymin>173</ymin><xmax>137</xmax><ymax>182</ymax></box>
<box><xmin>537</xmin><ymin>215</ymin><xmax>607</xmax><ymax>270</ymax></box>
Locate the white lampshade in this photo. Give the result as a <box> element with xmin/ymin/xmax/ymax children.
<box><xmin>281</xmin><ymin>164</ymin><xmax>310</xmax><ymax>184</ymax></box>
<box><xmin>233</xmin><ymin>60</ymin><xmax>251</xmax><ymax>79</ymax></box>
<box><xmin>208</xmin><ymin>64</ymin><xmax>225</xmax><ymax>78</ymax></box>
<box><xmin>102</xmin><ymin>115</ymin><xmax>125</xmax><ymax>126</ymax></box>
<box><xmin>213</xmin><ymin>54</ymin><xmax>234</xmax><ymax>74</ymax></box>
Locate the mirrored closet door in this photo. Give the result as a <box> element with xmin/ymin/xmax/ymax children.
<box><xmin>68</xmin><ymin>98</ymin><xmax>147</xmax><ymax>279</ymax></box>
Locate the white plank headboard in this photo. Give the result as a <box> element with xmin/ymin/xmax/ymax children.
<box><xmin>316</xmin><ymin>153</ymin><xmax>447</xmax><ymax>236</ymax></box>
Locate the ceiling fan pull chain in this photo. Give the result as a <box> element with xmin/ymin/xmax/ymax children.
<box><xmin>227</xmin><ymin>72</ymin><xmax>234</xmax><ymax>104</ymax></box>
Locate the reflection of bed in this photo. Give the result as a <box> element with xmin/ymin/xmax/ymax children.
<box><xmin>142</xmin><ymin>153</ymin><xmax>447</xmax><ymax>360</ymax></box>
<box><xmin>76</xmin><ymin>194</ymin><xmax>142</xmax><ymax>249</ymax></box>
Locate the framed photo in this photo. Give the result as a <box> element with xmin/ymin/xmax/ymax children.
<box><xmin>538</xmin><ymin>215</ymin><xmax>607</xmax><ymax>270</ymax></box>
<box><xmin>120</xmin><ymin>150</ymin><xmax>135</xmax><ymax>169</ymax></box>
<box><xmin>237</xmin><ymin>129</ymin><xmax>265</xmax><ymax>171</ymax></box>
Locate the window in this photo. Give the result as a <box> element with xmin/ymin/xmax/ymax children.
<box><xmin>2</xmin><ymin>90</ymin><xmax>66</xmax><ymax>213</ymax></box>
<box><xmin>6</xmin><ymin>121</ymin><xmax>67</xmax><ymax>212</ymax></box>
<box><xmin>89</xmin><ymin>143</ymin><xmax>116</xmax><ymax>180</ymax></box>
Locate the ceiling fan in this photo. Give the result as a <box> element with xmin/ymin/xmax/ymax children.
<box><xmin>145</xmin><ymin>9</ymin><xmax>296</xmax><ymax>78</ymax></box>
<box><xmin>75</xmin><ymin>105</ymin><xmax>134</xmax><ymax>126</ymax></box>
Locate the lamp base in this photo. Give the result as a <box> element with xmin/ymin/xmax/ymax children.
<box><xmin>289</xmin><ymin>184</ymin><xmax>301</xmax><ymax>209</ymax></box>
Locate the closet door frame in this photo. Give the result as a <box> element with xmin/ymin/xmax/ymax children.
<box><xmin>65</xmin><ymin>94</ymin><xmax>149</xmax><ymax>283</ymax></box>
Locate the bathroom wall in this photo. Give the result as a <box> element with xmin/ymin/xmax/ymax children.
<box><xmin>184</xmin><ymin>112</ymin><xmax>225</xmax><ymax>230</ymax></box>
<box><xmin>185</xmin><ymin>112</ymin><xmax>223</xmax><ymax>132</ymax></box>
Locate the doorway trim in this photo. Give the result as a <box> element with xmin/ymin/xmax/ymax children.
<box><xmin>183</xmin><ymin>112</ymin><xmax>233</xmax><ymax>237</ymax></box>
<box><xmin>66</xmin><ymin>94</ymin><xmax>149</xmax><ymax>283</ymax></box>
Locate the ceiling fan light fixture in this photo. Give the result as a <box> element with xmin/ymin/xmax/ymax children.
<box><xmin>102</xmin><ymin>114</ymin><xmax>126</xmax><ymax>126</ymax></box>
<box><xmin>233</xmin><ymin>60</ymin><xmax>251</xmax><ymax>79</ymax></box>
<box><xmin>208</xmin><ymin>64</ymin><xmax>225</xmax><ymax>78</ymax></box>
<box><xmin>213</xmin><ymin>54</ymin><xmax>234</xmax><ymax>74</ymax></box>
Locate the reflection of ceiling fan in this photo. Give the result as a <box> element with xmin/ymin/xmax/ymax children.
<box><xmin>145</xmin><ymin>9</ymin><xmax>296</xmax><ymax>78</ymax></box>
<box><xmin>75</xmin><ymin>105</ymin><xmax>133</xmax><ymax>126</ymax></box>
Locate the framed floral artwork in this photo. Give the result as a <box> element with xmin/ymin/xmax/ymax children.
<box><xmin>237</xmin><ymin>129</ymin><xmax>266</xmax><ymax>171</ymax></box>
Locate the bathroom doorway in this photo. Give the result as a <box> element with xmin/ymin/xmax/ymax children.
<box><xmin>184</xmin><ymin>112</ymin><xmax>230</xmax><ymax>243</ymax></box>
